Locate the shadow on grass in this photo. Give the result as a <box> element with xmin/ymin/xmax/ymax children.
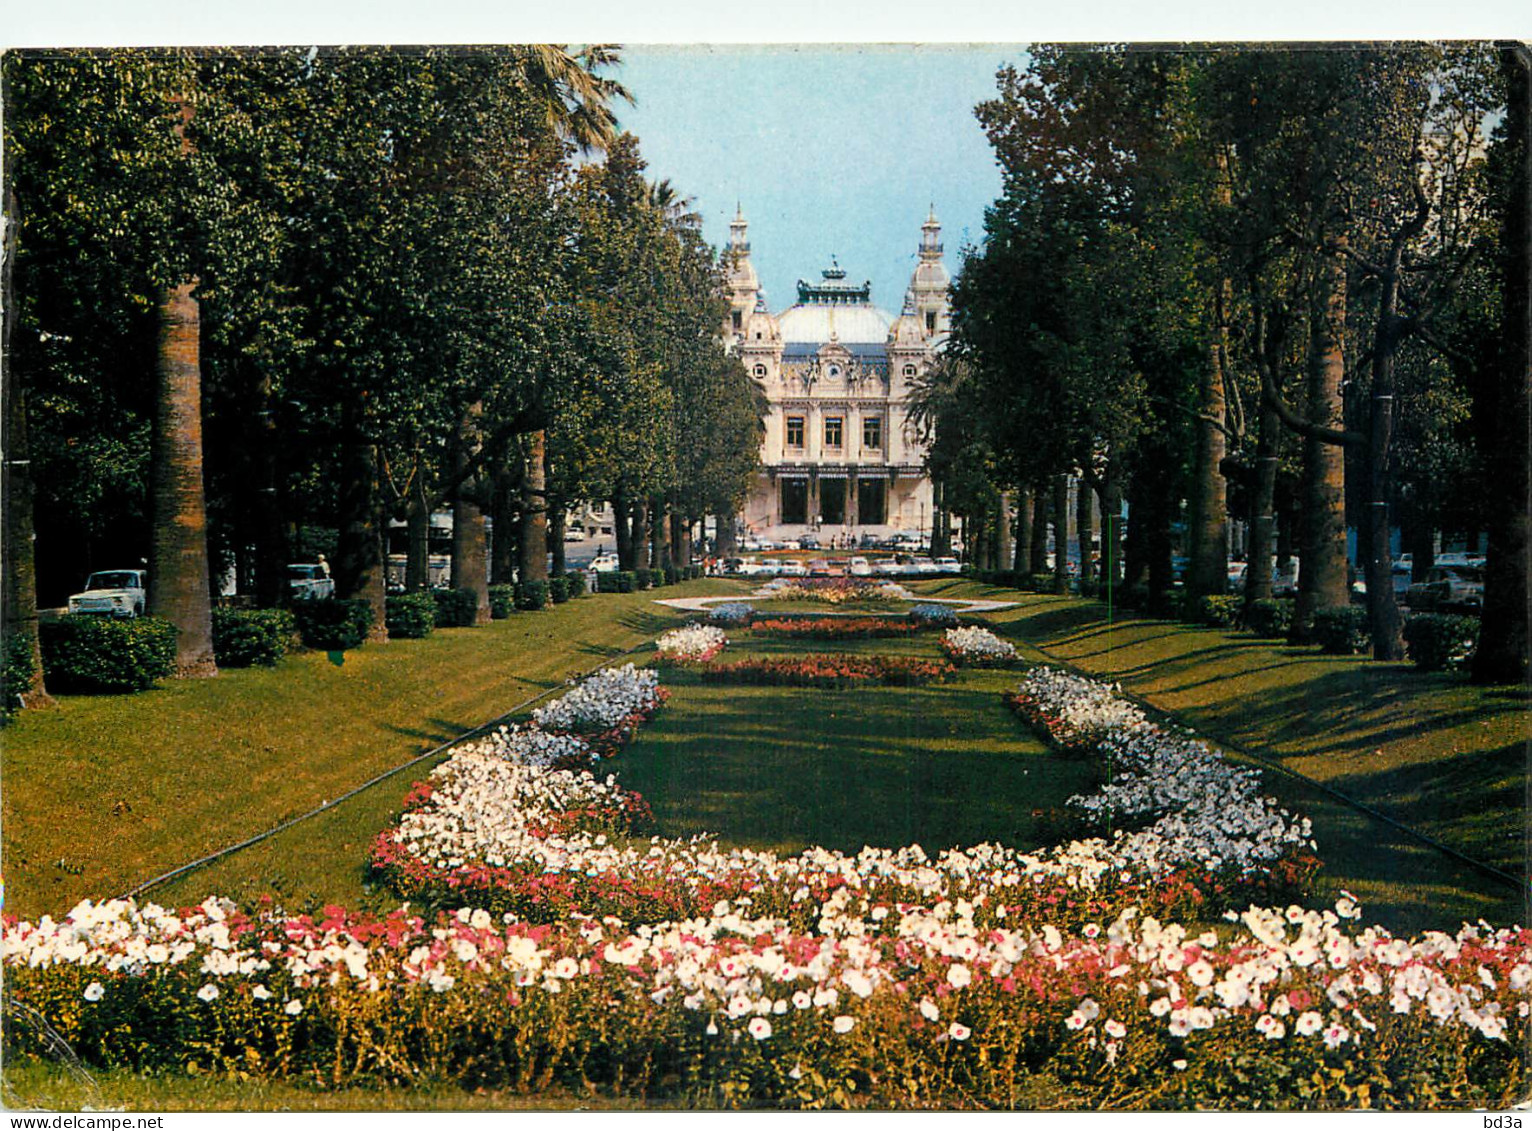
<box><xmin>616</xmin><ymin>609</ymin><xmax>678</xmax><ymax>637</ymax></box>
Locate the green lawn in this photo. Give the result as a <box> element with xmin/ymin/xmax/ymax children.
<box><xmin>916</xmin><ymin>578</ymin><xmax>1529</xmax><ymax>933</ymax></box>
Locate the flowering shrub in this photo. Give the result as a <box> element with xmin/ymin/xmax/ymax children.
<box><xmin>908</xmin><ymin>603</ymin><xmax>960</xmax><ymax>627</ymax></box>
<box><xmin>749</xmin><ymin>617</ymin><xmax>923</xmax><ymax>640</ymax></box>
<box><xmin>1008</xmin><ymin>668</ymin><xmax>1317</xmax><ymax>886</ymax></box>
<box><xmin>655</xmin><ymin>624</ymin><xmax>727</xmax><ymax>664</ymax></box>
<box><xmin>766</xmin><ymin>579</ymin><xmax>911</xmax><ymax>606</ymax></box>
<box><xmin>533</xmin><ymin>664</ymin><xmax>664</xmax><ymax>736</ymax></box>
<box><xmin>707</xmin><ymin>602</ymin><xmax>755</xmax><ymax>626</ymax></box>
<box><xmin>5</xmin><ymin>895</ymin><xmax>1525</xmax><ymax>1108</ymax></box>
<box><xmin>941</xmin><ymin>626</ymin><xmax>1019</xmax><ymax>666</ymax></box>
<box><xmin>698</xmin><ymin>654</ymin><xmax>956</xmax><ymax>689</ymax></box>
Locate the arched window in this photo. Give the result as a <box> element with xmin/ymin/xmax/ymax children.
<box><xmin>903</xmin><ymin>364</ymin><xmax>917</xmax><ymax>377</ymax></box>
<box><xmin>753</xmin><ymin>364</ymin><xmax>768</xmax><ymax>378</ymax></box>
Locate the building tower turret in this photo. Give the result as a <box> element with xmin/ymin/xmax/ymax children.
<box><xmin>723</xmin><ymin>204</ymin><xmax>761</xmax><ymax>343</ymax></box>
<box><xmin>906</xmin><ymin>205</ymin><xmax>951</xmax><ymax>339</ymax></box>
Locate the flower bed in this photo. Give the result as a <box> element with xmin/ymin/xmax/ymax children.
<box><xmin>749</xmin><ymin>616</ymin><xmax>924</xmax><ymax>640</ymax></box>
<box><xmin>5</xmin><ymin>895</ymin><xmax>1524</xmax><ymax>1108</ymax></box>
<box><xmin>765</xmin><ymin>579</ymin><xmax>911</xmax><ymax>606</ymax></box>
<box><xmin>655</xmin><ymin>624</ymin><xmax>727</xmax><ymax>664</ymax></box>
<box><xmin>942</xmin><ymin>625</ymin><xmax>1019</xmax><ymax>666</ymax></box>
<box><xmin>706</xmin><ymin>602</ymin><xmax>755</xmax><ymax>626</ymax></box>
<box><xmin>533</xmin><ymin>663</ymin><xmax>664</xmax><ymax>736</ymax></box>
<box><xmin>697</xmin><ymin>654</ymin><xmax>956</xmax><ymax>689</ymax></box>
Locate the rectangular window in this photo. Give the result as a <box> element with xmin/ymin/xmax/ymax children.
<box><xmin>732</xmin><ymin>310</ymin><xmax>742</xmax><ymax>331</ymax></box>
<box><xmin>862</xmin><ymin>416</ymin><xmax>883</xmax><ymax>450</ymax></box>
<box><xmin>786</xmin><ymin>416</ymin><xmax>805</xmax><ymax>448</ymax></box>
<box><xmin>824</xmin><ymin>416</ymin><xmax>843</xmax><ymax>448</ymax></box>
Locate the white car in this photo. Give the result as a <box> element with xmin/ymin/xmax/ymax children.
<box><xmin>778</xmin><ymin>560</ymin><xmax>807</xmax><ymax>577</ymax></box>
<box><xmin>848</xmin><ymin>556</ymin><xmax>873</xmax><ymax>577</ymax></box>
<box><xmin>874</xmin><ymin>559</ymin><xmax>904</xmax><ymax>577</ymax></box>
<box><xmin>912</xmin><ymin>558</ymin><xmax>940</xmax><ymax>575</ymax></box>
<box><xmin>68</xmin><ymin>569</ymin><xmax>146</xmax><ymax>617</ymax></box>
<box><xmin>287</xmin><ymin>564</ymin><xmax>335</xmax><ymax>601</ymax></box>
<box><xmin>563</xmin><ymin>526</ymin><xmax>587</xmax><ymax>542</ymax></box>
<box><xmin>933</xmin><ymin>557</ymin><xmax>961</xmax><ymax>574</ymax></box>
<box><xmin>590</xmin><ymin>552</ymin><xmax>620</xmax><ymax>573</ymax></box>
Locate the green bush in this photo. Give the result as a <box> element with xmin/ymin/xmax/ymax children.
<box><xmin>433</xmin><ymin>588</ymin><xmax>480</xmax><ymax>628</ymax></box>
<box><xmin>634</xmin><ymin>568</ymin><xmax>653</xmax><ymax>590</ymax></box>
<box><xmin>384</xmin><ymin>593</ymin><xmax>437</xmax><ymax>639</ymax></box>
<box><xmin>664</xmin><ymin>565</ymin><xmax>679</xmax><ymax>586</ymax></box>
<box><xmin>1403</xmin><ymin>613</ymin><xmax>1479</xmax><ymax>671</ymax></box>
<box><xmin>293</xmin><ymin>598</ymin><xmax>374</xmax><ymax>652</ymax></box>
<box><xmin>514</xmin><ymin>579</ymin><xmax>549</xmax><ymax>611</ymax></box>
<box><xmin>38</xmin><ymin>615</ymin><xmax>178</xmax><ymax>693</ymax></box>
<box><xmin>1196</xmin><ymin>594</ymin><xmax>1243</xmax><ymax>628</ymax></box>
<box><xmin>1025</xmin><ymin>572</ymin><xmax>1056</xmax><ymax>593</ymax></box>
<box><xmin>1312</xmin><ymin>605</ymin><xmax>1371</xmax><ymax>655</ymax></box>
<box><xmin>1078</xmin><ymin>578</ymin><xmax>1100</xmax><ymax>599</ymax></box>
<box><xmin>596</xmin><ymin>570</ymin><xmax>626</xmax><ymax>594</ymax></box>
<box><xmin>563</xmin><ymin>570</ymin><xmax>587</xmax><ymax>598</ymax></box>
<box><xmin>211</xmin><ymin>608</ymin><xmax>297</xmax><ymax>667</ymax></box>
<box><xmin>651</xmin><ymin>567</ymin><xmax>668</xmax><ymax>588</ymax></box>
<box><xmin>3</xmin><ymin>631</ymin><xmax>36</xmax><ymax>717</ymax></box>
<box><xmin>488</xmin><ymin>584</ymin><xmax>515</xmax><ymax>619</ymax></box>
<box><xmin>1245</xmin><ymin>598</ymin><xmax>1295</xmax><ymax>638</ymax></box>
<box><xmin>548</xmin><ymin>576</ymin><xmax>570</xmax><ymax>604</ymax></box>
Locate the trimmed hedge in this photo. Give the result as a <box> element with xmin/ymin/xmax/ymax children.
<box><xmin>488</xmin><ymin>584</ymin><xmax>515</xmax><ymax>620</ymax></box>
<box><xmin>548</xmin><ymin>576</ymin><xmax>570</xmax><ymax>604</ymax></box>
<box><xmin>1244</xmin><ymin>598</ymin><xmax>1294</xmax><ymax>638</ymax></box>
<box><xmin>1403</xmin><ymin>613</ymin><xmax>1479</xmax><ymax>671</ymax></box>
<box><xmin>596</xmin><ymin>570</ymin><xmax>633</xmax><ymax>594</ymax></box>
<box><xmin>385</xmin><ymin>592</ymin><xmax>437</xmax><ymax>639</ymax></box>
<box><xmin>1312</xmin><ymin>605</ymin><xmax>1371</xmax><ymax>655</ymax></box>
<box><xmin>433</xmin><ymin>588</ymin><xmax>480</xmax><ymax>628</ymax></box>
<box><xmin>1196</xmin><ymin>594</ymin><xmax>1243</xmax><ymax>628</ymax></box>
<box><xmin>38</xmin><ymin>615</ymin><xmax>178</xmax><ymax>693</ymax></box>
<box><xmin>562</xmin><ymin>570</ymin><xmax>587</xmax><ymax>598</ymax></box>
<box><xmin>2</xmin><ymin>631</ymin><xmax>36</xmax><ymax>717</ymax></box>
<box><xmin>514</xmin><ymin>579</ymin><xmax>548</xmax><ymax>611</ymax></box>
<box><xmin>293</xmin><ymin>598</ymin><xmax>374</xmax><ymax>652</ymax></box>
<box><xmin>634</xmin><ymin>568</ymin><xmax>653</xmax><ymax>590</ymax></box>
<box><xmin>211</xmin><ymin>608</ymin><xmax>297</xmax><ymax>667</ymax></box>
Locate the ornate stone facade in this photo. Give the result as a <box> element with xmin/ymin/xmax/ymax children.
<box><xmin>724</xmin><ymin>208</ymin><xmax>950</xmax><ymax>541</ymax></box>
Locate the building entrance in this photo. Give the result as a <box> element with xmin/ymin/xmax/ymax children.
<box><xmin>780</xmin><ymin>478</ymin><xmax>809</xmax><ymax>525</ymax></box>
<box><xmin>820</xmin><ymin>478</ymin><xmax>847</xmax><ymax>525</ymax></box>
<box><xmin>858</xmin><ymin>478</ymin><xmax>886</xmax><ymax>526</ymax></box>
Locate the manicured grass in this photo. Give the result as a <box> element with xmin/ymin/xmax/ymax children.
<box><xmin>0</xmin><ymin>586</ymin><xmax>708</xmax><ymax>921</ymax></box>
<box><xmin>624</xmin><ymin>644</ymin><xmax>1083</xmax><ymax>857</ymax></box>
<box><xmin>915</xmin><ymin>578</ymin><xmax>1529</xmax><ymax>934</ymax></box>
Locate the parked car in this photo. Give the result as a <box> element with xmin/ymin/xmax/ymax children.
<box><xmin>874</xmin><ymin>559</ymin><xmax>904</xmax><ymax>577</ymax></box>
<box><xmin>912</xmin><ymin>558</ymin><xmax>940</xmax><ymax>575</ymax></box>
<box><xmin>563</xmin><ymin>525</ymin><xmax>587</xmax><ymax>542</ymax></box>
<box><xmin>848</xmin><ymin>556</ymin><xmax>873</xmax><ymax>577</ymax></box>
<box><xmin>933</xmin><ymin>557</ymin><xmax>961</xmax><ymax>574</ymax></box>
<box><xmin>1406</xmin><ymin>565</ymin><xmax>1483</xmax><ymax>612</ymax></box>
<box><xmin>590</xmin><ymin>552</ymin><xmax>620</xmax><ymax>573</ymax></box>
<box><xmin>287</xmin><ymin>563</ymin><xmax>335</xmax><ymax>601</ymax></box>
<box><xmin>778</xmin><ymin>560</ymin><xmax>807</xmax><ymax>577</ymax></box>
<box><xmin>799</xmin><ymin>535</ymin><xmax>821</xmax><ymax>551</ymax></box>
<box><xmin>741</xmin><ymin>537</ymin><xmax>762</xmax><ymax>552</ymax></box>
<box><xmin>67</xmin><ymin>569</ymin><xmax>146</xmax><ymax>617</ymax></box>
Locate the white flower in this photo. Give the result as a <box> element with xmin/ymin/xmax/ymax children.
<box><xmin>947</xmin><ymin>963</ymin><xmax>972</xmax><ymax>989</ymax></box>
<box><xmin>948</xmin><ymin>1022</ymin><xmax>971</xmax><ymax>1041</ymax></box>
<box><xmin>83</xmin><ymin>982</ymin><xmax>105</xmax><ymax>1002</ymax></box>
<box><xmin>919</xmin><ymin>999</ymin><xmax>940</xmax><ymax>1022</ymax></box>
<box><xmin>832</xmin><ymin>1015</ymin><xmax>855</xmax><ymax>1034</ymax></box>
<box><xmin>252</xmin><ymin>985</ymin><xmax>273</xmax><ymax>1001</ymax></box>
<box><xmin>748</xmin><ymin>1017</ymin><xmax>772</xmax><ymax>1040</ymax></box>
<box><xmin>285</xmin><ymin>999</ymin><xmax>303</xmax><ymax>1016</ymax></box>
<box><xmin>1104</xmin><ymin>1019</ymin><xmax>1126</xmax><ymax>1039</ymax></box>
<box><xmin>196</xmin><ymin>983</ymin><xmax>219</xmax><ymax>1003</ymax></box>
<box><xmin>1295</xmin><ymin>1011</ymin><xmax>1323</xmax><ymax>1036</ymax></box>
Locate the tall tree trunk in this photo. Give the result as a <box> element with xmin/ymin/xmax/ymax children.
<box><xmin>406</xmin><ymin>475</ymin><xmax>430</xmax><ymax>592</ymax></box>
<box><xmin>676</xmin><ymin>515</ymin><xmax>693</xmax><ymax>569</ymax></box>
<box><xmin>633</xmin><ymin>498</ymin><xmax>650</xmax><ymax>570</ymax></box>
<box><xmin>252</xmin><ymin>369</ymin><xmax>286</xmax><ymax>609</ymax></box>
<box><xmin>490</xmin><ymin>461</ymin><xmax>518</xmax><ymax>586</ymax></box>
<box><xmin>614</xmin><ymin>489</ymin><xmax>634</xmax><ymax>571</ymax></box>
<box><xmin>1364</xmin><ymin>248</ymin><xmax>1410</xmax><ymax>660</ymax></box>
<box><xmin>334</xmin><ymin>423</ymin><xmax>388</xmax><ymax>643</ymax></box>
<box><xmin>1244</xmin><ymin>401</ymin><xmax>1281</xmax><ymax>610</ymax></box>
<box><xmin>549</xmin><ymin>503</ymin><xmax>567</xmax><ymax>577</ymax></box>
<box><xmin>148</xmin><ymin>279</ymin><xmax>217</xmax><ymax>677</ymax></box>
<box><xmin>1013</xmin><ymin>485</ymin><xmax>1033</xmax><ymax>572</ymax></box>
<box><xmin>518</xmin><ymin>431</ymin><xmax>548</xmax><ymax>584</ymax></box>
<box><xmin>1474</xmin><ymin>44</ymin><xmax>1531</xmax><ymax>684</ymax></box>
<box><xmin>996</xmin><ymin>491</ymin><xmax>1014</xmax><ymax>573</ymax></box>
<box><xmin>713</xmin><ymin>511</ymin><xmax>735</xmax><ymax>559</ymax></box>
<box><xmin>451</xmin><ymin>405</ymin><xmax>490</xmax><ymax>623</ymax></box>
<box><xmin>651</xmin><ymin>495</ymin><xmax>670</xmax><ymax>571</ymax></box>
<box><xmin>1295</xmin><ymin>235</ymin><xmax>1352</xmax><ymax>637</ymax></box>
<box><xmin>1100</xmin><ymin>463</ymin><xmax>1123</xmax><ymax>597</ymax></box>
<box><xmin>2</xmin><ymin>347</ymin><xmax>51</xmax><ymax>708</ymax></box>
<box><xmin>1052</xmin><ymin>474</ymin><xmax>1070</xmax><ymax>595</ymax></box>
<box><xmin>1030</xmin><ymin>483</ymin><xmax>1050</xmax><ymax>576</ymax></box>
<box><xmin>1188</xmin><ymin>282</ymin><xmax>1231</xmax><ymax>599</ymax></box>
<box><xmin>1077</xmin><ymin>478</ymin><xmax>1096</xmax><ymax>585</ymax></box>
<box><xmin>930</xmin><ymin>479</ymin><xmax>950</xmax><ymax>558</ymax></box>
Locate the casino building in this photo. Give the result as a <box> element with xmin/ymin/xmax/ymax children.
<box><xmin>723</xmin><ymin>207</ymin><xmax>950</xmax><ymax>542</ymax></box>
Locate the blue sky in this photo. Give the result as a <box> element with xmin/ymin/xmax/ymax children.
<box><xmin>614</xmin><ymin>45</ymin><xmax>1026</xmax><ymax>317</ymax></box>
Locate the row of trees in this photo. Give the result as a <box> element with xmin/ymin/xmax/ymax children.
<box><xmin>915</xmin><ymin>43</ymin><xmax>1528</xmax><ymax>682</ymax></box>
<box><xmin>2</xmin><ymin>46</ymin><xmax>763</xmax><ymax>701</ymax></box>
